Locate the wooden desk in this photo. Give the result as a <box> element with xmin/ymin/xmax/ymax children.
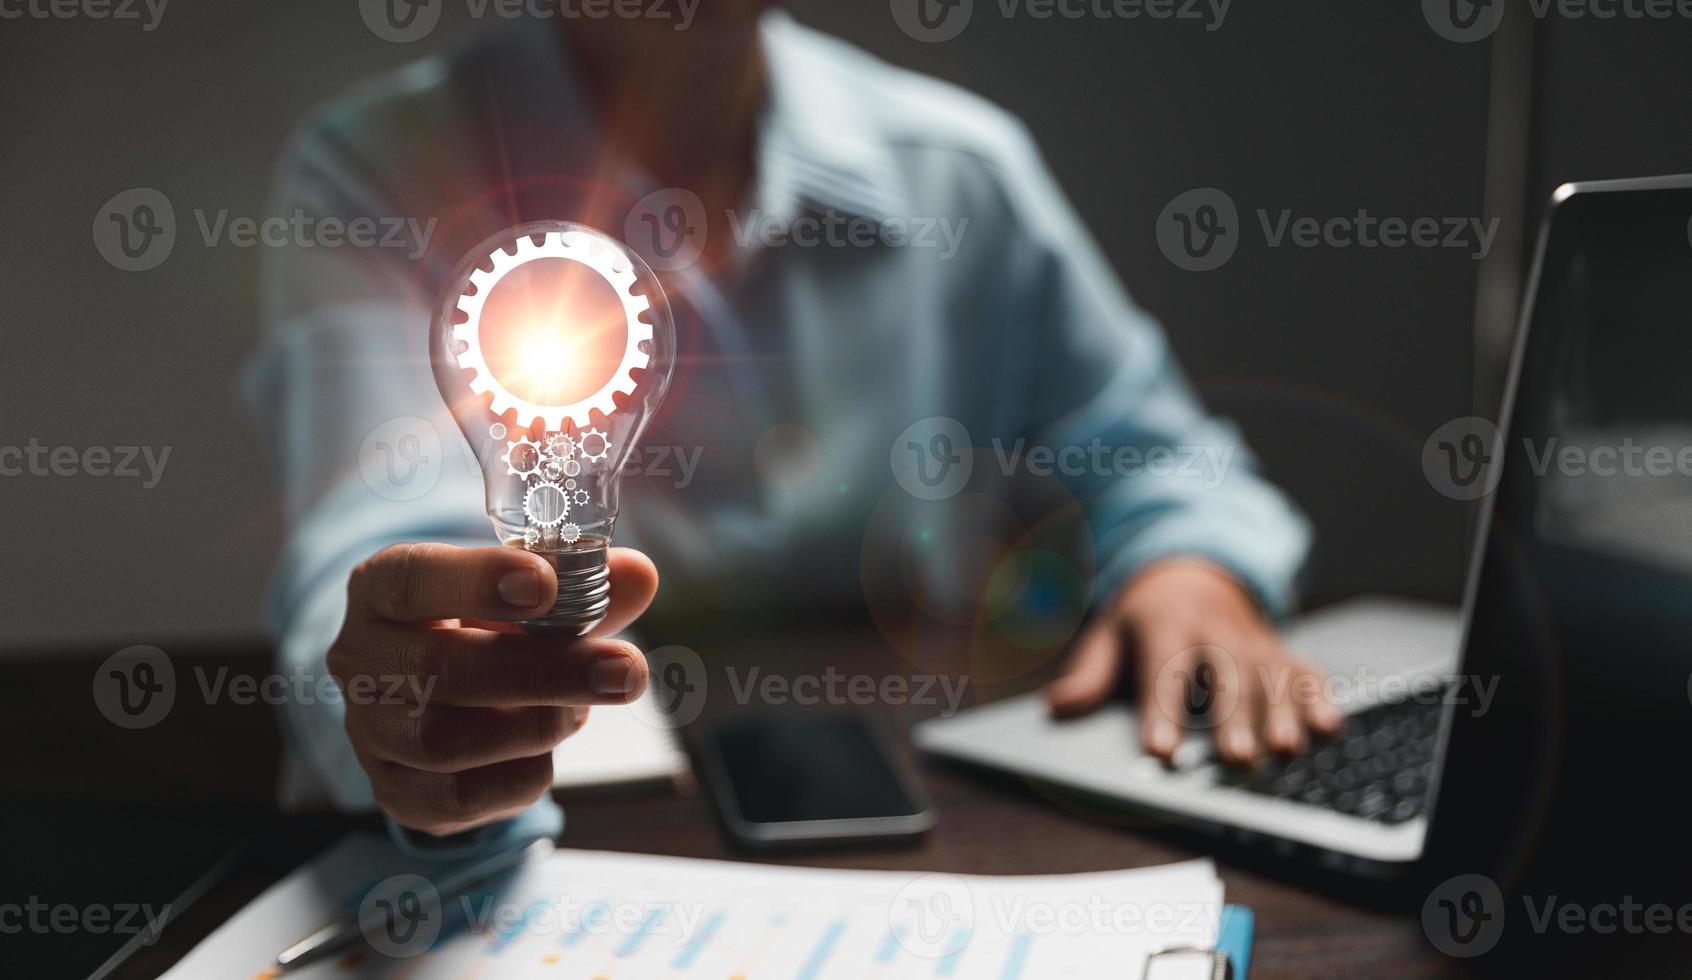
<box><xmin>4</xmin><ymin>632</ymin><xmax>1449</xmax><ymax>979</ymax></box>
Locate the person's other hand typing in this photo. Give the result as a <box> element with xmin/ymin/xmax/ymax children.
<box><xmin>1047</xmin><ymin>560</ymin><xmax>1340</xmax><ymax>766</ymax></box>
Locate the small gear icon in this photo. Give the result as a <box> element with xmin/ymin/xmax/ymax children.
<box><xmin>563</xmin><ymin>458</ymin><xmax>581</xmax><ymax>478</ymax></box>
<box><xmin>578</xmin><ymin>427</ymin><xmax>611</xmax><ymax>463</ymax></box>
<box><xmin>523</xmin><ymin>481</ymin><xmax>570</xmax><ymax>527</ymax></box>
<box><xmin>573</xmin><ymin>488</ymin><xmax>591</xmax><ymax>506</ymax></box>
<box><xmin>540</xmin><ymin>458</ymin><xmax>566</xmax><ymax>482</ymax></box>
<box><xmin>522</xmin><ymin>526</ymin><xmax>541</xmax><ymax>547</ymax></box>
<box><xmin>560</xmin><ymin>523</ymin><xmax>582</xmax><ymax>544</ymax></box>
<box><xmin>543</xmin><ymin>433</ymin><xmax>575</xmax><ymax>460</ymax></box>
<box><xmin>501</xmin><ymin>436</ymin><xmax>543</xmax><ymax>478</ymax></box>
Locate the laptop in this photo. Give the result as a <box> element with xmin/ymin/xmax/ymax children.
<box><xmin>916</xmin><ymin>175</ymin><xmax>1692</xmax><ymax>885</ymax></box>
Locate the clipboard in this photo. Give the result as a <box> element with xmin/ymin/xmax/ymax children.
<box><xmin>1142</xmin><ymin>905</ymin><xmax>1254</xmax><ymax>980</ymax></box>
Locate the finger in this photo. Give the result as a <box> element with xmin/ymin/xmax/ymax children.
<box><xmin>461</xmin><ymin>619</ymin><xmax>526</xmax><ymax>634</ymax></box>
<box><xmin>1045</xmin><ymin>619</ymin><xmax>1122</xmax><ymax>718</ymax></box>
<box><xmin>371</xmin><ymin>753</ymin><xmax>555</xmax><ymax>838</ymax></box>
<box><xmin>1258</xmin><ymin>652</ymin><xmax>1307</xmax><ymax>756</ymax></box>
<box><xmin>391</xmin><ymin>628</ymin><xmax>648</xmax><ymax>707</ymax></box>
<box><xmin>1295</xmin><ymin>659</ymin><xmax>1343</xmax><ymax>735</ymax></box>
<box><xmin>350</xmin><ymin>543</ymin><xmax>557</xmax><ymax>624</ymax></box>
<box><xmin>1137</xmin><ymin>624</ymin><xmax>1197</xmax><ymax>760</ymax></box>
<box><xmin>588</xmin><ymin>548</ymin><xmax>659</xmax><ymax>637</ymax></box>
<box><xmin>349</xmin><ymin>703</ymin><xmax>589</xmax><ymax>774</ymax></box>
<box><xmin>1210</xmin><ymin>647</ymin><xmax>1259</xmax><ymax>765</ymax></box>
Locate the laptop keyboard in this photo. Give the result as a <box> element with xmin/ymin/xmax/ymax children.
<box><xmin>1222</xmin><ymin>695</ymin><xmax>1443</xmax><ymax>824</ymax></box>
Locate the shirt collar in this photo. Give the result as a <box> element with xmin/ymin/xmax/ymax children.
<box><xmin>752</xmin><ymin>11</ymin><xmax>910</xmax><ymax>226</ymax></box>
<box><xmin>473</xmin><ymin>13</ymin><xmax>909</xmax><ymax>227</ymax></box>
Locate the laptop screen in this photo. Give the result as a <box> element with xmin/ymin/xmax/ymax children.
<box><xmin>1424</xmin><ymin>178</ymin><xmax>1692</xmax><ymax>904</ymax></box>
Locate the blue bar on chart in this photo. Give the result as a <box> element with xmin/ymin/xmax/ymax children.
<box><xmin>999</xmin><ymin>932</ymin><xmax>1034</xmax><ymax>980</ymax></box>
<box><xmin>614</xmin><ymin>907</ymin><xmax>668</xmax><ymax>958</ymax></box>
<box><xmin>671</xmin><ymin>911</ymin><xmax>725</xmax><ymax>969</ymax></box>
<box><xmin>935</xmin><ymin>928</ymin><xmax>969</xmax><ymax>976</ymax></box>
<box><xmin>795</xmin><ymin>919</ymin><xmax>845</xmax><ymax>980</ymax></box>
<box><xmin>563</xmin><ymin>901</ymin><xmax>607</xmax><ymax>948</ymax></box>
<box><xmin>875</xmin><ymin>927</ymin><xmax>903</xmax><ymax>964</ymax></box>
<box><xmin>488</xmin><ymin>900</ymin><xmax>549</xmax><ymax>954</ymax></box>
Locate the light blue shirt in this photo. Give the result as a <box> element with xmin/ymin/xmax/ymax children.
<box><xmin>246</xmin><ymin>12</ymin><xmax>1309</xmax><ymax>858</ymax></box>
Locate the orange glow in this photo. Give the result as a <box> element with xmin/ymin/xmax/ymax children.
<box><xmin>478</xmin><ymin>256</ymin><xmax>630</xmax><ymax>407</ymax></box>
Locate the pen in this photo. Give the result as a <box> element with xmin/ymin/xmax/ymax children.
<box><xmin>274</xmin><ymin>837</ymin><xmax>554</xmax><ymax>973</ymax></box>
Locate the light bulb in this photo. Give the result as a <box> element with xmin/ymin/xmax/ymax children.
<box><xmin>431</xmin><ymin>221</ymin><xmax>675</xmax><ymax>635</ymax></box>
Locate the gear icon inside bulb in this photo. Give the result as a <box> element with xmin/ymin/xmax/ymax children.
<box><xmin>523</xmin><ymin>481</ymin><xmax>570</xmax><ymax>527</ymax></box>
<box><xmin>450</xmin><ymin>229</ymin><xmax>654</xmax><ymax>431</ymax></box>
<box><xmin>502</xmin><ymin>436</ymin><xmax>544</xmax><ymax>478</ymax></box>
<box><xmin>578</xmin><ymin>427</ymin><xmax>611</xmax><ymax>463</ymax></box>
<box><xmin>544</xmin><ymin>433</ymin><xmax>575</xmax><ymax>460</ymax></box>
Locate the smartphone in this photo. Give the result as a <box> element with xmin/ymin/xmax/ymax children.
<box><xmin>696</xmin><ymin>714</ymin><xmax>936</xmax><ymax>849</ymax></box>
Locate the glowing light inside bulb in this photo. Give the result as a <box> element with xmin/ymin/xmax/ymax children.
<box><xmin>477</xmin><ymin>257</ymin><xmax>630</xmax><ymax>409</ymax></box>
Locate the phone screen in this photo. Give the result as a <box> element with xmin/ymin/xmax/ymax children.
<box><xmin>709</xmin><ymin>716</ymin><xmax>926</xmax><ymax>825</ymax></box>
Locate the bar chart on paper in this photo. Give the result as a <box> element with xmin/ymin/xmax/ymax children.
<box><xmin>161</xmin><ymin>835</ymin><xmax>1224</xmax><ymax>979</ymax></box>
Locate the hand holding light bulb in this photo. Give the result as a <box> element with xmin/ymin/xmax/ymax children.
<box><xmin>327</xmin><ymin>222</ymin><xmax>675</xmax><ymax>837</ymax></box>
<box><xmin>432</xmin><ymin>221</ymin><xmax>677</xmax><ymax>636</ymax></box>
<box><xmin>327</xmin><ymin>542</ymin><xmax>658</xmax><ymax>836</ymax></box>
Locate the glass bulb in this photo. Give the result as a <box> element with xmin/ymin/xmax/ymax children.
<box><xmin>431</xmin><ymin>221</ymin><xmax>675</xmax><ymax>635</ymax></box>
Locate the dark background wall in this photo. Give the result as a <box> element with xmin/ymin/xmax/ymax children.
<box><xmin>0</xmin><ymin>1</ymin><xmax>1686</xmax><ymax>650</ymax></box>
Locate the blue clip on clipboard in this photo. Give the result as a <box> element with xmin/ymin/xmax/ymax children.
<box><xmin>1142</xmin><ymin>904</ymin><xmax>1254</xmax><ymax>979</ymax></box>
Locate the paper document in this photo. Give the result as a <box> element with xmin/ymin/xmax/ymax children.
<box><xmin>550</xmin><ymin>696</ymin><xmax>690</xmax><ymax>791</ymax></box>
<box><xmin>161</xmin><ymin>834</ymin><xmax>1224</xmax><ymax>979</ymax></box>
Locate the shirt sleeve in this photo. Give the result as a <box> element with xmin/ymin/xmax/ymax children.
<box><xmin>245</xmin><ymin>109</ymin><xmax>562</xmax><ymax>854</ymax></box>
<box><xmin>992</xmin><ymin>126</ymin><xmax>1311</xmax><ymax>618</ymax></box>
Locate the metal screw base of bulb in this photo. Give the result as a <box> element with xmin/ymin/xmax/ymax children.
<box><xmin>514</xmin><ymin>534</ymin><xmax>611</xmax><ymax>637</ymax></box>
